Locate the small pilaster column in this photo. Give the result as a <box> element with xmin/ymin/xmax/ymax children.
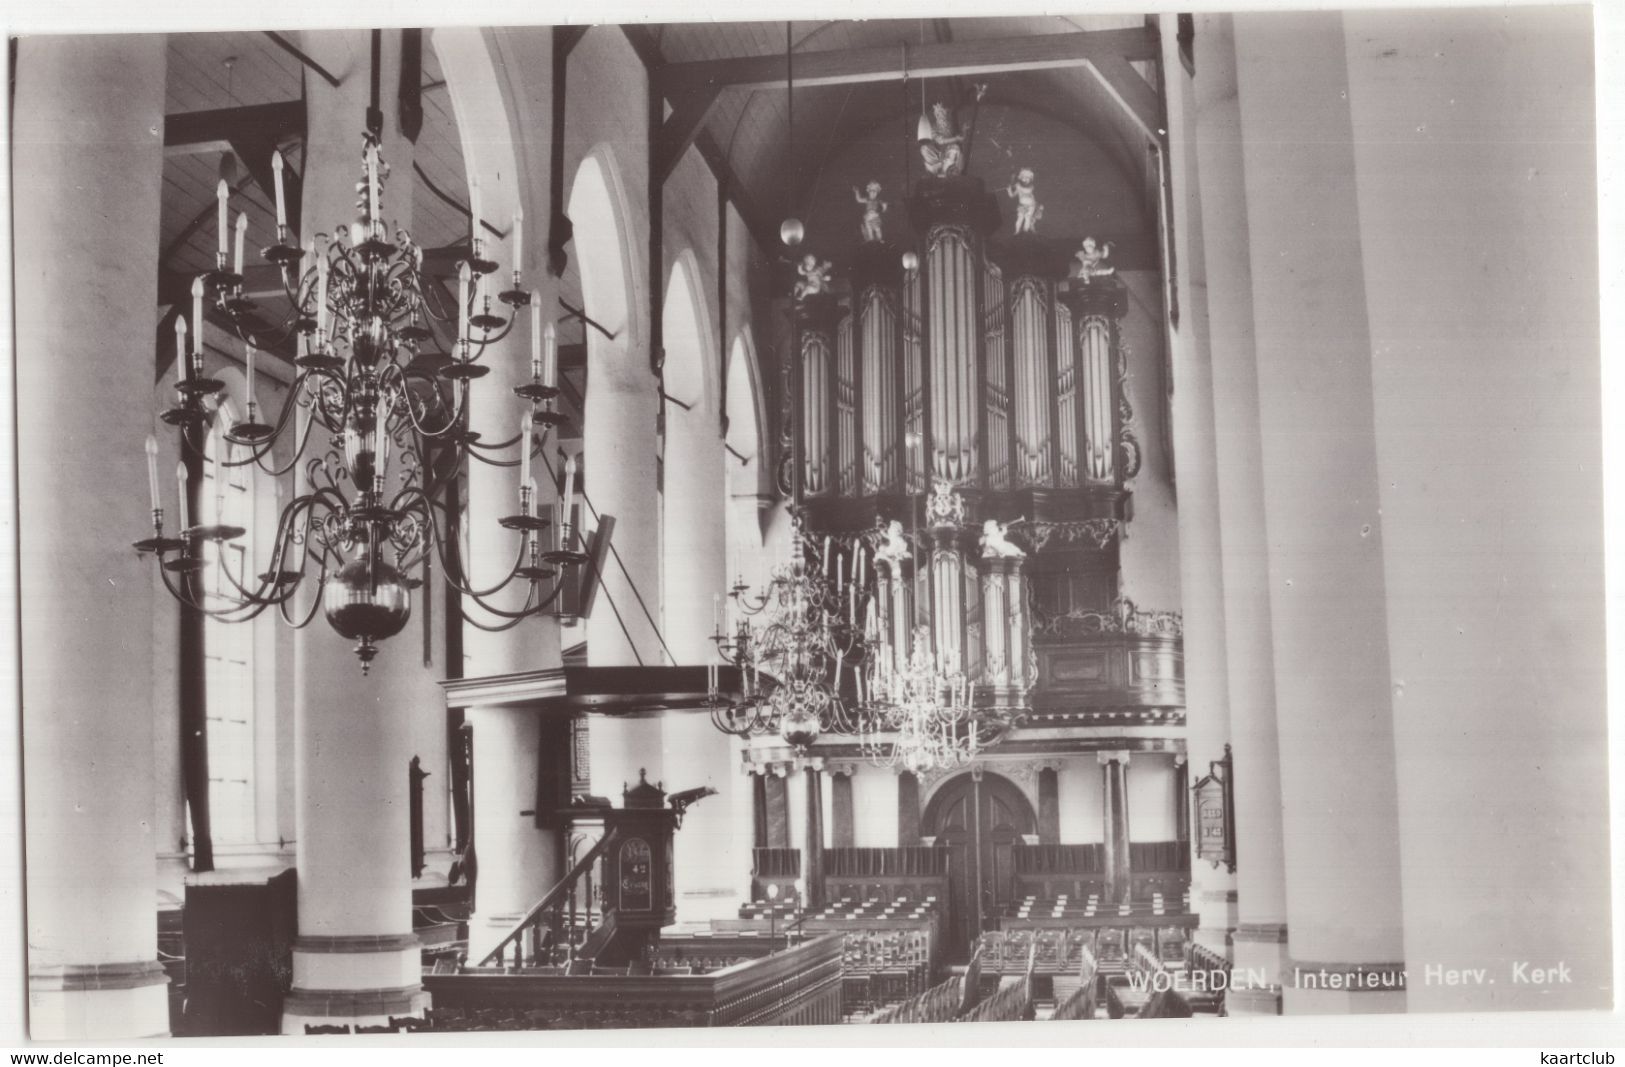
<box><xmin>444</xmin><ymin>21</ymin><xmax>567</xmax><ymax>964</ymax></box>
<box><xmin>799</xmin><ymin>760</ymin><xmax>827</xmax><ymax>910</ymax></box>
<box><xmin>828</xmin><ymin>763</ymin><xmax>858</xmax><ymax>848</ymax></box>
<box><xmin>1100</xmin><ymin>751</ymin><xmax>1132</xmax><ymax>904</ymax></box>
<box><xmin>977</xmin><ymin>554</ymin><xmax>1029</xmax><ymax>708</ymax></box>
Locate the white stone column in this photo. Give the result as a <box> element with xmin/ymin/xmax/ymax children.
<box><xmin>1159</xmin><ymin>14</ymin><xmax>1237</xmax><ymax>957</ymax></box>
<box><xmin>584</xmin><ymin>379</ymin><xmax>665</xmax><ymax>794</ymax></box>
<box><xmin>1191</xmin><ymin>13</ymin><xmax>1292</xmax><ymax>1015</ymax></box>
<box><xmin>1231</xmin><ymin>11</ymin><xmax>1407</xmax><ymax>1014</ymax></box>
<box><xmin>1345</xmin><ymin>7</ymin><xmax>1608</xmax><ymax>1012</ymax></box>
<box><xmin>1099</xmin><ymin>752</ymin><xmax>1132</xmax><ymax>904</ymax></box>
<box><xmin>659</xmin><ymin>369</ymin><xmax>738</xmax><ymax>921</ymax></box>
<box><xmin>433</xmin><ymin>23</ymin><xmax>567</xmax><ymax>962</ymax></box>
<box><xmin>283</xmin><ymin>30</ymin><xmax>427</xmax><ymax>1032</ymax></box>
<box><xmin>16</xmin><ymin>34</ymin><xmax>170</xmax><ymax>1041</ymax></box>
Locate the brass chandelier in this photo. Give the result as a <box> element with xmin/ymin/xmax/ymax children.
<box><xmin>134</xmin><ymin>105</ymin><xmax>582</xmax><ymax>671</ymax></box>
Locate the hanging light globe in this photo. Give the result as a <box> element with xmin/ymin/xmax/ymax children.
<box><xmin>323</xmin><ymin>557</ymin><xmax>411</xmax><ymax>671</ymax></box>
<box><xmin>901</xmin><ymin>250</ymin><xmax>919</xmax><ymax>274</ymax></box>
<box><xmin>780</xmin><ymin>217</ymin><xmax>805</xmax><ymax>247</ymax></box>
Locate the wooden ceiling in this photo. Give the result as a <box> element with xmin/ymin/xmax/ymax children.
<box><xmin>644</xmin><ymin>15</ymin><xmax>1160</xmax><ymax>230</ymax></box>
<box><xmin>158</xmin><ymin>18</ymin><xmax>1163</xmax><ymax>359</ymax></box>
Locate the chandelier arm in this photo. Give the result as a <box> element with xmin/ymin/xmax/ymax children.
<box><xmin>414</xmin><ymin>492</ymin><xmax>534</xmax><ymax>600</ymax></box>
<box><xmin>461</xmin><ymin>579</ymin><xmax>565</xmax><ymax>626</ymax></box>
<box><xmin>158</xmin><ymin>561</ymin><xmax>269</xmax><ymax>622</ymax></box>
<box><xmin>277</xmin><ymin>570</ymin><xmax>330</xmax><ymax>630</ymax></box>
<box><xmin>389</xmin><ymin>374</ymin><xmax>465</xmax><ymax>440</ymax></box>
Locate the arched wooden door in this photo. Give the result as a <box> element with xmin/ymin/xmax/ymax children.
<box><xmin>922</xmin><ymin>772</ymin><xmax>1036</xmax><ymax>961</ymax></box>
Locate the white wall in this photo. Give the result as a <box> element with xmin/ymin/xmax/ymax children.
<box><xmin>1117</xmin><ymin>270</ymin><xmax>1183</xmax><ymax>613</ymax></box>
<box><xmin>1057</xmin><ymin>759</ymin><xmax>1105</xmax><ymax>844</ymax></box>
<box><xmin>1125</xmin><ymin>755</ymin><xmax>1177</xmax><ymax>842</ymax></box>
<box><xmin>850</xmin><ymin>769</ymin><xmax>900</xmax><ymax>848</ymax></box>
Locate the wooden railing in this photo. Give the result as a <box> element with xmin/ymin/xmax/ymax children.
<box><xmin>425</xmin><ymin>933</ymin><xmax>845</xmax><ymax>1029</ymax></box>
<box><xmin>478</xmin><ymin>827</ymin><xmax>618</xmax><ymax>968</ymax></box>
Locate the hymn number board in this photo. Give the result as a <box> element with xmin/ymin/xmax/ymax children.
<box><xmin>618</xmin><ymin>837</ymin><xmax>653</xmax><ymax>912</ymax></box>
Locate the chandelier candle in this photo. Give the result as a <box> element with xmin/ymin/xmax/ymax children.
<box><xmin>315</xmin><ymin>242</ymin><xmax>328</xmax><ymax>343</ymax></box>
<box><xmin>561</xmin><ymin>454</ymin><xmax>577</xmax><ymax>545</ymax></box>
<box><xmin>191</xmin><ymin>276</ymin><xmax>205</xmax><ymax>355</ymax></box>
<box><xmin>216</xmin><ymin>178</ymin><xmax>228</xmax><ymax>261</ymax></box>
<box><xmin>530</xmin><ymin>301</ymin><xmax>542</xmax><ymax>380</ymax></box>
<box><xmin>175</xmin><ymin>461</ymin><xmax>189</xmax><ymax>532</ymax></box>
<box><xmin>365</xmin><ymin>142</ymin><xmax>380</xmax><ymax>227</ymax></box>
<box><xmin>511</xmin><ymin>202</ymin><xmax>523</xmax><ymax>283</ymax></box>
<box><xmin>519</xmin><ymin>410</ymin><xmax>533</xmax><ymax>493</ymax></box>
<box><xmin>271</xmin><ymin>149</ymin><xmax>286</xmax><ymax>230</ymax></box>
<box><xmin>542</xmin><ymin>318</ymin><xmax>557</xmax><ymax>388</ymax></box>
<box><xmin>232</xmin><ymin>211</ymin><xmax>248</xmax><ymax>277</ymax></box>
<box><xmin>457</xmin><ymin>262</ymin><xmax>471</xmax><ymax>349</ymax></box>
<box><xmin>145</xmin><ymin>436</ymin><xmax>161</xmax><ymax>516</ymax></box>
<box><xmin>175</xmin><ymin>317</ymin><xmax>188</xmax><ymax>382</ymax></box>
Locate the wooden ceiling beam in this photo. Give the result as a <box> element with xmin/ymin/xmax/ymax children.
<box><xmin>164</xmin><ymin>100</ymin><xmax>303</xmax><ymax>149</ymax></box>
<box><xmin>653</xmin><ymin>82</ymin><xmax>723</xmax><ymax>185</ymax></box>
<box><xmin>658</xmin><ymin>26</ymin><xmax>1159</xmax><ymax>96</ymax></box>
<box><xmin>1082</xmin><ymin>55</ymin><xmax>1164</xmax><ymax>145</ymax></box>
<box><xmin>619</xmin><ymin>23</ymin><xmax>777</xmax><ymax>257</ymax></box>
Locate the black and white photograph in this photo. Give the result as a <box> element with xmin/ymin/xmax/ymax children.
<box><xmin>3</xmin><ymin>2</ymin><xmax>1619</xmax><ymax>1048</ymax></box>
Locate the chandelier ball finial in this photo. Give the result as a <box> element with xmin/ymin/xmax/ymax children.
<box><xmin>779</xmin><ymin>704</ymin><xmax>821</xmax><ymax>750</ymax></box>
<box><xmin>324</xmin><ymin>558</ymin><xmax>412</xmax><ymax>652</ymax></box>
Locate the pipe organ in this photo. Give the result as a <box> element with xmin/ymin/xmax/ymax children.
<box><xmin>794</xmin><ymin>180</ymin><xmax>1136</xmax><ymax>521</ymax></box>
<box><xmin>772</xmin><ymin>174</ymin><xmax>1175</xmax><ymax>748</ymax></box>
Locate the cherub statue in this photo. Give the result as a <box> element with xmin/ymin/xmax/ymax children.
<box><xmin>980</xmin><ymin>518</ymin><xmax>1026</xmax><ymax>559</ymax></box>
<box><xmin>853</xmin><ymin>181</ymin><xmax>888</xmax><ymax>243</ymax></box>
<box><xmin>1073</xmin><ymin>236</ymin><xmax>1115</xmax><ymax>281</ymax></box>
<box><xmin>793</xmin><ymin>254</ymin><xmax>833</xmax><ymax>301</ymax></box>
<box><xmin>875</xmin><ymin>519</ymin><xmax>910</xmax><ymax>565</ymax></box>
<box><xmin>1005</xmin><ymin>168</ymin><xmax>1043</xmax><ymax>235</ymax></box>
<box><xmin>918</xmin><ymin>86</ymin><xmax>986</xmax><ymax>179</ymax></box>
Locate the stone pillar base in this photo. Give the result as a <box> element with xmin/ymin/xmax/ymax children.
<box><xmin>1227</xmin><ymin>985</ymin><xmax>1283</xmax><ymax>1015</ymax></box>
<box><xmin>1195</xmin><ymin>886</ymin><xmax>1238</xmax><ymax>954</ymax></box>
<box><xmin>28</xmin><ymin>962</ymin><xmax>170</xmax><ymax>1040</ymax></box>
<box><xmin>283</xmin><ymin>935</ymin><xmax>426</xmax><ymax>1034</ymax></box>
<box><xmin>1229</xmin><ymin>921</ymin><xmax>1288</xmax><ymax>1016</ymax></box>
<box><xmin>281</xmin><ymin>988</ymin><xmax>431</xmax><ymax>1035</ymax></box>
